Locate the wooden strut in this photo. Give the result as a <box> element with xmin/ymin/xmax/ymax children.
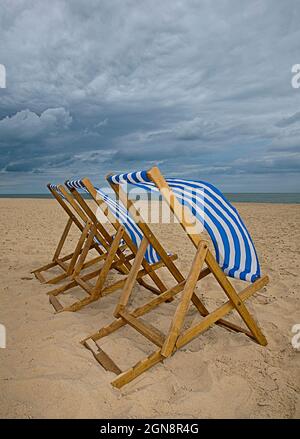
<box><xmin>146</xmin><ymin>166</ymin><xmax>268</xmax><ymax>347</ymax></box>
<box><xmin>47</xmin><ymin>240</ymin><xmax>178</xmax><ymax>313</ymax></box>
<box><xmin>107</xmin><ymin>176</ymin><xmax>185</xmax><ymax>287</ymax></box>
<box><xmin>81</xmin><ymin>167</ymin><xmax>269</xmax><ymax>389</ymax></box>
<box><xmin>107</xmin><ymin>172</ymin><xmax>256</xmax><ymax>330</ymax></box>
<box><xmin>53</xmin><ymin>217</ymin><xmax>73</xmax><ymax>262</ymax></box>
<box><xmin>42</xmin><ymin>180</ymin><xmax>130</xmax><ymax>311</ymax></box>
<box><xmin>160</xmin><ymin>241</ymin><xmax>208</xmax><ymax>357</ymax></box>
<box><xmin>48</xmin><ymin>254</ymin><xmax>176</xmax><ymax>299</ymax></box>
<box><xmin>32</xmin><ymin>185</ymin><xmax>105</xmax><ymax>284</ymax></box>
<box><xmin>114</xmin><ymin>236</ymin><xmax>149</xmax><ymax>318</ymax></box>
<box><xmin>66</xmin><ymin>226</ymin><xmax>126</xmax><ymax>312</ymax></box>
<box><xmin>46</xmin><ymin>177</ymin><xmax>180</xmax><ymax>313</ymax></box>
<box><xmin>81</xmin><ymin>178</ymin><xmax>172</xmax><ymax>297</ymax></box>
<box><xmin>81</xmin><ymin>267</ymin><xmax>212</xmax><ymax>345</ymax></box>
<box><xmin>83</xmin><ymin>271</ymin><xmax>269</xmax><ymax>389</ymax></box>
<box><xmin>66</xmin><ymin>184</ymin><xmax>130</xmax><ymax>276</ymax></box>
<box><xmin>48</xmin><ymin>226</ymin><xmax>125</xmax><ymax>313</ymax></box>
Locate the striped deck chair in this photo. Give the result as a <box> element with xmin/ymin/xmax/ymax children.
<box><xmin>32</xmin><ymin>183</ymin><xmax>109</xmax><ymax>286</ymax></box>
<box><xmin>82</xmin><ymin>166</ymin><xmax>269</xmax><ymax>389</ymax></box>
<box><xmin>47</xmin><ymin>178</ymin><xmax>177</xmax><ymax>313</ymax></box>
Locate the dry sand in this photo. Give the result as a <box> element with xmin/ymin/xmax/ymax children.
<box><xmin>0</xmin><ymin>198</ymin><xmax>299</xmax><ymax>418</ymax></box>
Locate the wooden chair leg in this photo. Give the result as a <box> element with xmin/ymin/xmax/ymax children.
<box><xmin>32</xmin><ymin>251</ymin><xmax>74</xmax><ymax>284</ymax></box>
<box><xmin>176</xmin><ymin>275</ymin><xmax>269</xmax><ymax>348</ymax></box>
<box><xmin>58</xmin><ymin>228</ymin><xmax>127</xmax><ymax>313</ymax></box>
<box><xmin>48</xmin><ymin>294</ymin><xmax>64</xmax><ymax>312</ymax></box>
<box><xmin>114</xmin><ymin>236</ymin><xmax>148</xmax><ymax>318</ymax></box>
<box><xmin>47</xmin><ymin>251</ymin><xmax>133</xmax><ymax>298</ymax></box>
<box><xmin>54</xmin><ymin>235</ymin><xmax>159</xmax><ymax>313</ymax></box>
<box><xmin>84</xmin><ymin>339</ymin><xmax>122</xmax><ymax>375</ymax></box>
<box><xmin>137</xmin><ymin>278</ymin><xmax>162</xmax><ymax>295</ymax></box>
<box><xmin>81</xmin><ymin>268</ymin><xmax>211</xmax><ymax>344</ymax></box>
<box><xmin>63</xmin><ymin>293</ymin><xmax>97</xmax><ymax>312</ymax></box>
<box><xmin>90</xmin><ymin>227</ymin><xmax>125</xmax><ymax>297</ymax></box>
<box><xmin>66</xmin><ymin>221</ymin><xmax>92</xmax><ymax>275</ymax></box>
<box><xmin>47</xmin><ymin>255</ymin><xmax>108</xmax><ymax>297</ymax></box>
<box><xmin>112</xmin><ymin>350</ymin><xmax>163</xmax><ymax>389</ymax></box>
<box><xmin>161</xmin><ymin>242</ymin><xmax>208</xmax><ymax>357</ymax></box>
<box><xmin>191</xmin><ymin>290</ymin><xmax>256</xmax><ymax>339</ymax></box>
<box><xmin>33</xmin><ymin>217</ymin><xmax>73</xmax><ymax>284</ymax></box>
<box><xmin>111</xmin><ymin>275</ymin><xmax>269</xmax><ymax>388</ymax></box>
<box><xmin>140</xmin><ymin>260</ymin><xmax>168</xmax><ymax>294</ymax></box>
<box><xmin>112</xmin><ymin>276</ymin><xmax>269</xmax><ymax>388</ymax></box>
<box><xmin>32</xmin><ymin>260</ymin><xmax>60</xmax><ymax>281</ymax></box>
<box><xmin>33</xmin><ymin>270</ymin><xmax>47</xmax><ymax>283</ymax></box>
<box><xmin>206</xmin><ymin>251</ymin><xmax>267</xmax><ymax>346</ymax></box>
<box><xmin>72</xmin><ymin>225</ymin><xmax>97</xmax><ymax>277</ymax></box>
<box><xmin>44</xmin><ymin>271</ymin><xmax>69</xmax><ymax>285</ymax></box>
<box><xmin>52</xmin><ymin>217</ymin><xmax>73</xmax><ymax>261</ymax></box>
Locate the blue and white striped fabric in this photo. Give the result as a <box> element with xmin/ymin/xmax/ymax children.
<box><xmin>48</xmin><ymin>182</ymin><xmax>104</xmax><ymax>247</ymax></box>
<box><xmin>108</xmin><ymin>171</ymin><xmax>261</xmax><ymax>283</ymax></box>
<box><xmin>65</xmin><ymin>180</ymin><xmax>161</xmax><ymax>265</ymax></box>
<box><xmin>49</xmin><ymin>183</ymin><xmax>63</xmax><ymax>196</ymax></box>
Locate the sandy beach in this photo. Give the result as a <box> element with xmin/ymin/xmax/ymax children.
<box><xmin>0</xmin><ymin>198</ymin><xmax>299</xmax><ymax>419</ymax></box>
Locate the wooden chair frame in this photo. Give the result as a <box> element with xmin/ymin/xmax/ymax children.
<box><xmin>31</xmin><ymin>184</ymin><xmax>106</xmax><ymax>285</ymax></box>
<box><xmin>47</xmin><ymin>179</ymin><xmax>177</xmax><ymax>312</ymax></box>
<box><xmin>81</xmin><ymin>166</ymin><xmax>269</xmax><ymax>389</ymax></box>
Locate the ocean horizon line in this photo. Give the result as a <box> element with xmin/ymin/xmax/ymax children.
<box><xmin>0</xmin><ymin>192</ymin><xmax>300</xmax><ymax>204</ymax></box>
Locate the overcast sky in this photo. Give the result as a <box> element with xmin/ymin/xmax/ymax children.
<box><xmin>0</xmin><ymin>0</ymin><xmax>300</xmax><ymax>193</ymax></box>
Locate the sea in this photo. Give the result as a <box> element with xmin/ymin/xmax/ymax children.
<box><xmin>0</xmin><ymin>193</ymin><xmax>299</xmax><ymax>203</ymax></box>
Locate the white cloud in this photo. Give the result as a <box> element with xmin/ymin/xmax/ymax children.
<box><xmin>0</xmin><ymin>108</ymin><xmax>72</xmax><ymax>143</ymax></box>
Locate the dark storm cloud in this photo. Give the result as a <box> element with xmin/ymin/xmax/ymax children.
<box><xmin>0</xmin><ymin>0</ymin><xmax>300</xmax><ymax>192</ymax></box>
<box><xmin>276</xmin><ymin>111</ymin><xmax>300</xmax><ymax>127</ymax></box>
